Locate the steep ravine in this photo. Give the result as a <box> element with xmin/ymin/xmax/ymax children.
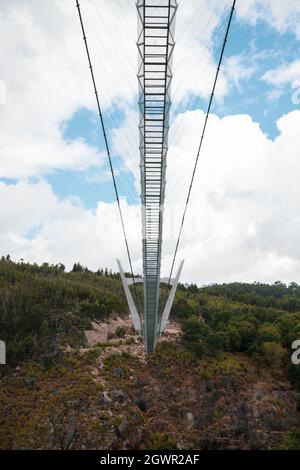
<box><xmin>0</xmin><ymin>317</ymin><xmax>298</xmax><ymax>450</ymax></box>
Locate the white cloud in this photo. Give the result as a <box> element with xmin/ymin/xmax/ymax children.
<box><xmin>2</xmin><ymin>0</ymin><xmax>300</xmax><ymax>286</ymax></box>
<box><xmin>3</xmin><ymin>110</ymin><xmax>300</xmax><ymax>285</ymax></box>
<box><xmin>0</xmin><ymin>134</ymin><xmax>104</xmax><ymax>179</ymax></box>
<box><xmin>0</xmin><ymin>179</ymin><xmax>141</xmax><ymax>271</ymax></box>
<box><xmin>172</xmin><ymin>0</ymin><xmax>231</xmax><ymax>103</ymax></box>
<box><xmin>262</xmin><ymin>59</ymin><xmax>300</xmax><ymax>91</ymax></box>
<box><xmin>111</xmin><ymin>107</ymin><xmax>140</xmax><ymax>187</ymax></box>
<box><xmin>162</xmin><ymin>108</ymin><xmax>300</xmax><ymax>284</ymax></box>
<box><xmin>0</xmin><ymin>0</ymin><xmax>140</xmax><ymax>179</ymax></box>
<box><xmin>0</xmin><ymin>0</ymin><xmax>247</xmax><ymax>181</ymax></box>
<box><xmin>1</xmin><ymin>0</ymin><xmax>300</xmax><ymax>181</ymax></box>
<box><xmin>223</xmin><ymin>54</ymin><xmax>256</xmax><ymax>92</ymax></box>
<box><xmin>236</xmin><ymin>0</ymin><xmax>300</xmax><ymax>38</ymax></box>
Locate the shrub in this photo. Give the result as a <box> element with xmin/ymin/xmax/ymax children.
<box><xmin>115</xmin><ymin>326</ymin><xmax>129</xmax><ymax>338</ymax></box>
<box><xmin>146</xmin><ymin>433</ymin><xmax>178</xmax><ymax>450</ymax></box>
<box><xmin>172</xmin><ymin>297</ymin><xmax>197</xmax><ymax>319</ymax></box>
<box><xmin>224</xmin><ymin>326</ymin><xmax>241</xmax><ymax>351</ymax></box>
<box><xmin>260</xmin><ymin>341</ymin><xmax>285</xmax><ymax>366</ymax></box>
<box><xmin>258</xmin><ymin>323</ymin><xmax>281</xmax><ymax>343</ymax></box>
<box><xmin>182</xmin><ymin>316</ymin><xmax>212</xmax><ymax>342</ymax></box>
<box><xmin>284</xmin><ymin>430</ymin><xmax>300</xmax><ymax>450</ymax></box>
<box><xmin>207</xmin><ymin>332</ymin><xmax>229</xmax><ymax>351</ymax></box>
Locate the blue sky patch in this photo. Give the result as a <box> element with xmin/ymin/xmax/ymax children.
<box><xmin>51</xmin><ymin>11</ymin><xmax>300</xmax><ymax>209</ymax></box>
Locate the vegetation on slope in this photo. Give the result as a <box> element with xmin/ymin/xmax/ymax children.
<box><xmin>0</xmin><ymin>256</ymin><xmax>128</xmax><ymax>366</ymax></box>
<box><xmin>0</xmin><ymin>257</ymin><xmax>300</xmax><ymax>449</ymax></box>
<box><xmin>173</xmin><ymin>281</ymin><xmax>300</xmax><ymax>390</ymax></box>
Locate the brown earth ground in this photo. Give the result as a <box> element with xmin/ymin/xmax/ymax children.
<box><xmin>0</xmin><ymin>316</ymin><xmax>298</xmax><ymax>450</ymax></box>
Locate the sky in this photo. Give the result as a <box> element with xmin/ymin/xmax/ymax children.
<box><xmin>1</xmin><ymin>0</ymin><xmax>300</xmax><ymax>285</ymax></box>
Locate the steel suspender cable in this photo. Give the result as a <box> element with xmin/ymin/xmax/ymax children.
<box><xmin>75</xmin><ymin>0</ymin><xmax>141</xmax><ymax>313</ymax></box>
<box><xmin>167</xmin><ymin>0</ymin><xmax>237</xmax><ymax>285</ymax></box>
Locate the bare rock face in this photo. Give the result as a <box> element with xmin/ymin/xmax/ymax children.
<box><xmin>100</xmin><ymin>391</ymin><xmax>111</xmax><ymax>406</ymax></box>
<box><xmin>117</xmin><ymin>418</ymin><xmax>130</xmax><ymax>439</ymax></box>
<box><xmin>112</xmin><ymin>389</ymin><xmax>128</xmax><ymax>404</ymax></box>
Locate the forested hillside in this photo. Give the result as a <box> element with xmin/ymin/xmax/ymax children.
<box><xmin>0</xmin><ymin>256</ymin><xmax>127</xmax><ymax>366</ymax></box>
<box><xmin>0</xmin><ymin>257</ymin><xmax>300</xmax><ymax>449</ymax></box>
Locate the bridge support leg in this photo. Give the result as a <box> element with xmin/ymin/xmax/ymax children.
<box><xmin>117</xmin><ymin>259</ymin><xmax>184</xmax><ymax>348</ymax></box>
<box><xmin>159</xmin><ymin>260</ymin><xmax>184</xmax><ymax>334</ymax></box>
<box><xmin>0</xmin><ymin>340</ymin><xmax>6</xmax><ymax>365</ymax></box>
<box><xmin>117</xmin><ymin>259</ymin><xmax>142</xmax><ymax>334</ymax></box>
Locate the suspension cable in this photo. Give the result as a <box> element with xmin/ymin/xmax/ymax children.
<box><xmin>167</xmin><ymin>0</ymin><xmax>237</xmax><ymax>284</ymax></box>
<box><xmin>75</xmin><ymin>0</ymin><xmax>141</xmax><ymax>312</ymax></box>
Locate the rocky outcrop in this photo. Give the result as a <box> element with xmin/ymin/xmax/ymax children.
<box><xmin>0</xmin><ymin>342</ymin><xmax>298</xmax><ymax>450</ymax></box>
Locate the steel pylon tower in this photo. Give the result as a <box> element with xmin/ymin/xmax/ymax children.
<box><xmin>119</xmin><ymin>0</ymin><xmax>183</xmax><ymax>353</ymax></box>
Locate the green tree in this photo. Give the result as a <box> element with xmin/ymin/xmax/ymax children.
<box><xmin>182</xmin><ymin>316</ymin><xmax>212</xmax><ymax>342</ymax></box>
<box><xmin>224</xmin><ymin>326</ymin><xmax>241</xmax><ymax>351</ymax></box>
<box><xmin>207</xmin><ymin>331</ymin><xmax>229</xmax><ymax>351</ymax></box>
<box><xmin>258</xmin><ymin>323</ymin><xmax>281</xmax><ymax>343</ymax></box>
<box><xmin>233</xmin><ymin>320</ymin><xmax>256</xmax><ymax>351</ymax></box>
<box><xmin>284</xmin><ymin>430</ymin><xmax>300</xmax><ymax>450</ymax></box>
<box><xmin>261</xmin><ymin>341</ymin><xmax>285</xmax><ymax>366</ymax></box>
<box><xmin>172</xmin><ymin>297</ymin><xmax>197</xmax><ymax>319</ymax></box>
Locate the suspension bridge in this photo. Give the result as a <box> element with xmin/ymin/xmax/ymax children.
<box><xmin>76</xmin><ymin>0</ymin><xmax>236</xmax><ymax>353</ymax></box>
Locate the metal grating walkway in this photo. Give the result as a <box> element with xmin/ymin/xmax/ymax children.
<box><xmin>137</xmin><ymin>0</ymin><xmax>177</xmax><ymax>352</ymax></box>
